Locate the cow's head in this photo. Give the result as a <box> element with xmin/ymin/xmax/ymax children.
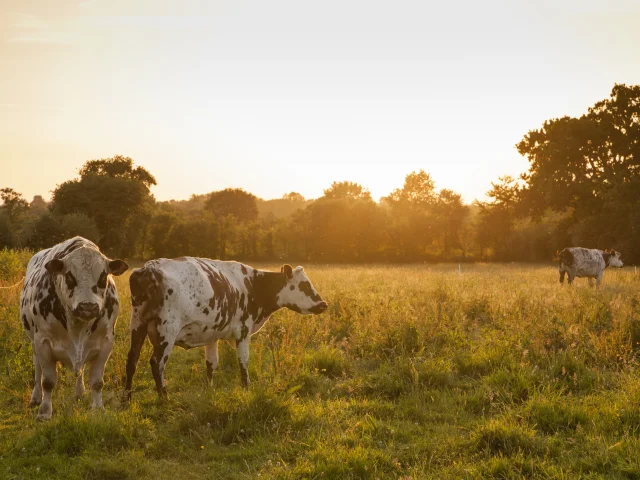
<box><xmin>45</xmin><ymin>247</ymin><xmax>129</xmax><ymax>320</ymax></box>
<box><xmin>276</xmin><ymin>264</ymin><xmax>328</xmax><ymax>314</ymax></box>
<box><xmin>603</xmin><ymin>249</ymin><xmax>624</xmax><ymax>268</ymax></box>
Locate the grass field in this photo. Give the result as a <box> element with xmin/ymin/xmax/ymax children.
<box><xmin>2</xmin><ymin>257</ymin><xmax>640</xmax><ymax>479</ymax></box>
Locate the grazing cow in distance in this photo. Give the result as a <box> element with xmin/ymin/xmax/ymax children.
<box><xmin>557</xmin><ymin>247</ymin><xmax>623</xmax><ymax>287</ymax></box>
<box><xmin>19</xmin><ymin>237</ymin><xmax>129</xmax><ymax>420</ymax></box>
<box><xmin>124</xmin><ymin>258</ymin><xmax>328</xmax><ymax>400</ymax></box>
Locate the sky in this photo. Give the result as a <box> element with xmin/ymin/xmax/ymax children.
<box><xmin>2</xmin><ymin>0</ymin><xmax>640</xmax><ymax>203</ymax></box>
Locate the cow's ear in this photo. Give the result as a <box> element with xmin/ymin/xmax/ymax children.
<box><xmin>45</xmin><ymin>259</ymin><xmax>64</xmax><ymax>274</ymax></box>
<box><xmin>108</xmin><ymin>260</ymin><xmax>129</xmax><ymax>276</ymax></box>
<box><xmin>281</xmin><ymin>264</ymin><xmax>293</xmax><ymax>280</ymax></box>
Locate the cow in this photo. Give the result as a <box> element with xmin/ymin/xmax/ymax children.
<box><xmin>124</xmin><ymin>258</ymin><xmax>328</xmax><ymax>400</ymax></box>
<box><xmin>557</xmin><ymin>247</ymin><xmax>623</xmax><ymax>287</ymax></box>
<box><xmin>19</xmin><ymin>237</ymin><xmax>128</xmax><ymax>420</ymax></box>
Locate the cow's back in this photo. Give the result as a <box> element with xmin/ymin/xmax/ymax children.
<box><xmin>561</xmin><ymin>247</ymin><xmax>605</xmax><ymax>277</ymax></box>
<box><xmin>130</xmin><ymin>257</ymin><xmax>253</xmax><ymax>338</ymax></box>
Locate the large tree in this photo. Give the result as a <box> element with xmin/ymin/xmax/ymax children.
<box><xmin>516</xmin><ymin>83</ymin><xmax>640</xmax><ymax>260</ymax></box>
<box><xmin>517</xmin><ymin>84</ymin><xmax>640</xmax><ymax>217</ymax></box>
<box><xmin>51</xmin><ymin>155</ymin><xmax>156</xmax><ymax>256</ymax></box>
<box><xmin>205</xmin><ymin>188</ymin><xmax>258</xmax><ymax>223</ymax></box>
<box><xmin>323</xmin><ymin>181</ymin><xmax>372</xmax><ymax>201</ymax></box>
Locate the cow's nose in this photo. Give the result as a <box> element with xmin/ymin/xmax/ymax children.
<box><xmin>74</xmin><ymin>302</ymin><xmax>100</xmax><ymax>319</ymax></box>
<box><xmin>317</xmin><ymin>301</ymin><xmax>328</xmax><ymax>312</ymax></box>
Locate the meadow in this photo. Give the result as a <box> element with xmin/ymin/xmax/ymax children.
<box><xmin>1</xmin><ymin>251</ymin><xmax>640</xmax><ymax>479</ymax></box>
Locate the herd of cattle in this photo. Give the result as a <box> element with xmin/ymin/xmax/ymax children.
<box><xmin>18</xmin><ymin>237</ymin><xmax>622</xmax><ymax>420</ymax></box>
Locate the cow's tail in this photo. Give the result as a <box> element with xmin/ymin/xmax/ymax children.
<box><xmin>125</xmin><ymin>264</ymin><xmax>164</xmax><ymax>402</ymax></box>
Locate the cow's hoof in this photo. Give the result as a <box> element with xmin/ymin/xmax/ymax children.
<box><xmin>28</xmin><ymin>399</ymin><xmax>42</xmax><ymax>408</ymax></box>
<box><xmin>36</xmin><ymin>411</ymin><xmax>52</xmax><ymax>421</ymax></box>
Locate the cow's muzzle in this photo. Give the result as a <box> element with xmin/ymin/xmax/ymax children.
<box><xmin>74</xmin><ymin>302</ymin><xmax>100</xmax><ymax>320</ymax></box>
<box><xmin>310</xmin><ymin>301</ymin><xmax>328</xmax><ymax>314</ymax></box>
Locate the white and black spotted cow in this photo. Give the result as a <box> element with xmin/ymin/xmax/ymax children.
<box><xmin>124</xmin><ymin>258</ymin><xmax>328</xmax><ymax>399</ymax></box>
<box><xmin>557</xmin><ymin>247</ymin><xmax>623</xmax><ymax>287</ymax></box>
<box><xmin>19</xmin><ymin>237</ymin><xmax>128</xmax><ymax>420</ymax></box>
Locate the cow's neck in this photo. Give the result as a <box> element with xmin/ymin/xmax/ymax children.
<box><xmin>252</xmin><ymin>270</ymin><xmax>286</xmax><ymax>320</ymax></box>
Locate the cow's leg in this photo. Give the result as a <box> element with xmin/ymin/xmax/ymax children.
<box><xmin>588</xmin><ymin>277</ymin><xmax>595</xmax><ymax>288</ymax></box>
<box><xmin>75</xmin><ymin>366</ymin><xmax>85</xmax><ymax>401</ymax></box>
<box><xmin>567</xmin><ymin>273</ymin><xmax>575</xmax><ymax>286</ymax></box>
<box><xmin>559</xmin><ymin>269</ymin><xmax>566</xmax><ymax>284</ymax></box>
<box><xmin>596</xmin><ymin>273</ymin><xmax>603</xmax><ymax>289</ymax></box>
<box><xmin>205</xmin><ymin>340</ymin><xmax>219</xmax><ymax>386</ymax></box>
<box><xmin>236</xmin><ymin>337</ymin><xmax>251</xmax><ymax>387</ymax></box>
<box><xmin>29</xmin><ymin>351</ymin><xmax>43</xmax><ymax>408</ymax></box>
<box><xmin>36</xmin><ymin>342</ymin><xmax>57</xmax><ymax>421</ymax></box>
<box><xmin>88</xmin><ymin>338</ymin><xmax>114</xmax><ymax>409</ymax></box>
<box><xmin>124</xmin><ymin>309</ymin><xmax>148</xmax><ymax>402</ymax></box>
<box><xmin>148</xmin><ymin>318</ymin><xmax>177</xmax><ymax>398</ymax></box>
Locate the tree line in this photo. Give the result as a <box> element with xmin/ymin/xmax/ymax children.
<box><xmin>2</xmin><ymin>84</ymin><xmax>639</xmax><ymax>264</ymax></box>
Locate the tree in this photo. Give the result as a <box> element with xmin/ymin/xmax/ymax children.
<box><xmin>476</xmin><ymin>176</ymin><xmax>520</xmax><ymax>260</ymax></box>
<box><xmin>384</xmin><ymin>170</ymin><xmax>436</xmax><ymax>208</ymax></box>
<box><xmin>79</xmin><ymin>155</ymin><xmax>156</xmax><ymax>188</ymax></box>
<box><xmin>516</xmin><ymin>83</ymin><xmax>640</xmax><ymax>262</ymax></box>
<box><xmin>323</xmin><ymin>181</ymin><xmax>372</xmax><ymax>201</ymax></box>
<box><xmin>282</xmin><ymin>192</ymin><xmax>305</xmax><ymax>202</ymax></box>
<box><xmin>205</xmin><ymin>188</ymin><xmax>258</xmax><ymax>223</ymax></box>
<box><xmin>434</xmin><ymin>189</ymin><xmax>468</xmax><ymax>258</ymax></box>
<box><xmin>51</xmin><ymin>156</ymin><xmax>156</xmax><ymax>256</ymax></box>
<box><xmin>382</xmin><ymin>171</ymin><xmax>438</xmax><ymax>260</ymax></box>
<box><xmin>0</xmin><ymin>188</ymin><xmax>29</xmax><ymax>223</ymax></box>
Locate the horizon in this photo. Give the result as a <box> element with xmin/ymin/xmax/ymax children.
<box><xmin>3</xmin><ymin>0</ymin><xmax>640</xmax><ymax>204</ymax></box>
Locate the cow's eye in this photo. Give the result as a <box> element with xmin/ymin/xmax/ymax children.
<box><xmin>64</xmin><ymin>272</ymin><xmax>77</xmax><ymax>289</ymax></box>
<box><xmin>97</xmin><ymin>272</ymin><xmax>107</xmax><ymax>289</ymax></box>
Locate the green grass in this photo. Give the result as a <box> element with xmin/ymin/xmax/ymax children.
<box><xmin>2</xmin><ymin>260</ymin><xmax>640</xmax><ymax>478</ymax></box>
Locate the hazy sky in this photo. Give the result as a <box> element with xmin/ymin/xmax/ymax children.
<box><xmin>2</xmin><ymin>0</ymin><xmax>640</xmax><ymax>203</ymax></box>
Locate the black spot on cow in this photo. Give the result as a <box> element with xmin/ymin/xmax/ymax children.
<box><xmin>42</xmin><ymin>378</ymin><xmax>55</xmax><ymax>392</ymax></box>
<box><xmin>290</xmin><ymin>285</ymin><xmax>295</xmax><ymax>290</ymax></box>
<box><xmin>22</xmin><ymin>314</ymin><xmax>30</xmax><ymax>331</ymax></box>
<box><xmin>298</xmin><ymin>281</ymin><xmax>322</xmax><ymax>302</ymax></box>
<box><xmin>559</xmin><ymin>249</ymin><xmax>574</xmax><ymax>267</ymax></box>
<box><xmin>38</xmin><ymin>277</ymin><xmax>67</xmax><ymax>330</ymax></box>
<box><xmin>32</xmin><ymin>305</ymin><xmax>37</xmax><ymax>315</ymax></box>
<box><xmin>203</xmin><ymin>308</ymin><xmax>209</xmax><ymax>315</ymax></box>
<box><xmin>241</xmin><ymin>265</ymin><xmax>247</xmax><ymax>275</ymax></box>
<box><xmin>104</xmin><ymin>287</ymin><xmax>117</xmax><ymax>318</ymax></box>
<box><xmin>92</xmin><ymin>285</ymin><xmax>98</xmax><ymax>294</ymax></box>
<box><xmin>196</xmin><ymin>259</ymin><xmax>241</xmax><ymax>329</ymax></box>
<box><xmin>168</xmin><ymin>289</ymin><xmax>173</xmax><ymax>295</ymax></box>
<box><xmin>196</xmin><ymin>302</ymin><xmax>201</xmax><ymax>307</ymax></box>
<box><xmin>203</xmin><ymin>326</ymin><xmax>209</xmax><ymax>332</ymax></box>
<box><xmin>90</xmin><ymin>317</ymin><xmax>100</xmax><ymax>333</ymax></box>
<box><xmin>97</xmin><ymin>271</ymin><xmax>107</xmax><ymax>289</ymax></box>
<box><xmin>64</xmin><ymin>271</ymin><xmax>77</xmax><ymax>290</ymax></box>
<box><xmin>129</xmin><ymin>266</ymin><xmax>164</xmax><ymax>318</ymax></box>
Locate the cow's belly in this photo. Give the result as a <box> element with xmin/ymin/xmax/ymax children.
<box><xmin>174</xmin><ymin>322</ymin><xmax>224</xmax><ymax>349</ymax></box>
<box><xmin>573</xmin><ymin>266</ymin><xmax>600</xmax><ymax>278</ymax></box>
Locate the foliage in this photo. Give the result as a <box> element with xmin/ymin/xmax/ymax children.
<box><xmin>204</xmin><ymin>188</ymin><xmax>258</xmax><ymax>223</ymax></box>
<box><xmin>51</xmin><ymin>156</ymin><xmax>155</xmax><ymax>257</ymax></box>
<box><xmin>323</xmin><ymin>181</ymin><xmax>372</xmax><ymax>201</ymax></box>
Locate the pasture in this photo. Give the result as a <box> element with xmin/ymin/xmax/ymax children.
<box><xmin>1</xmin><ymin>255</ymin><xmax>640</xmax><ymax>479</ymax></box>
